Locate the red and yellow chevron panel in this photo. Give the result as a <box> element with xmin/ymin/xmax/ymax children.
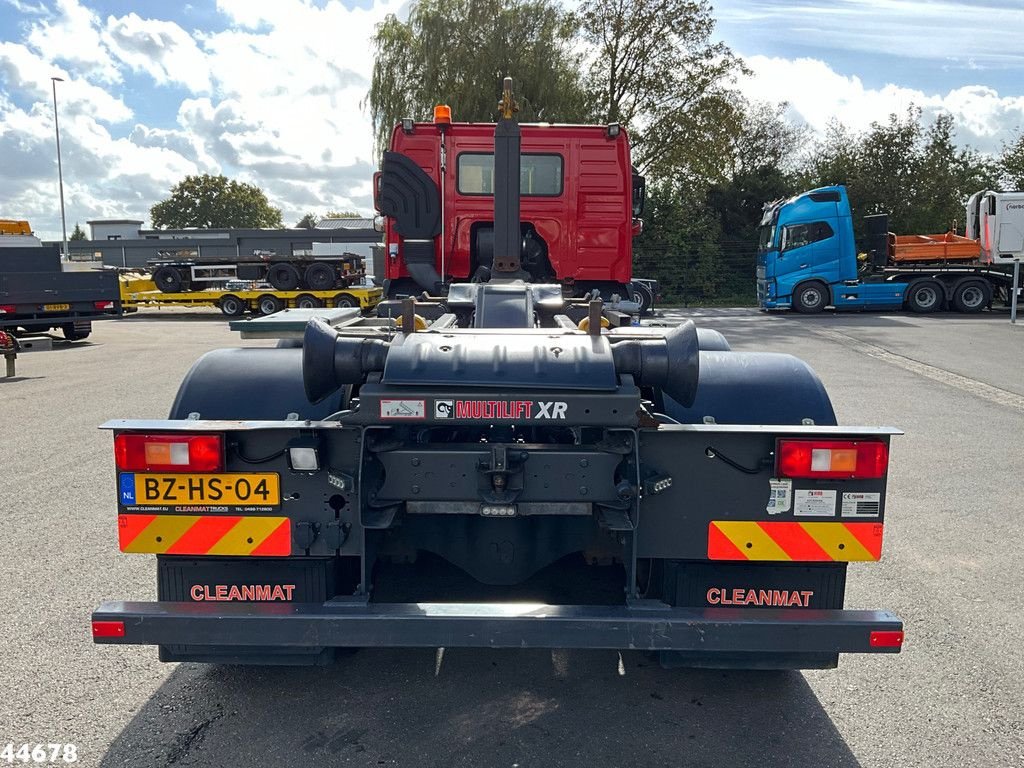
<box><xmin>708</xmin><ymin>521</ymin><xmax>883</xmax><ymax>562</ymax></box>
<box><xmin>118</xmin><ymin>514</ymin><xmax>291</xmax><ymax>556</ymax></box>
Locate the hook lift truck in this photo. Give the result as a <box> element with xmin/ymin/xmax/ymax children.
<box><xmin>92</xmin><ymin>80</ymin><xmax>903</xmax><ymax>669</ymax></box>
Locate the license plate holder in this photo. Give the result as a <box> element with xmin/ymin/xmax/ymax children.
<box><xmin>43</xmin><ymin>303</ymin><xmax>71</xmax><ymax>312</ymax></box>
<box><xmin>119</xmin><ymin>472</ymin><xmax>281</xmax><ymax>510</ymax></box>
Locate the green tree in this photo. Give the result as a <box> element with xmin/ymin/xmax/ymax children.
<box><xmin>800</xmin><ymin>119</ymin><xmax>861</xmax><ymax>192</ymax></box>
<box><xmin>729</xmin><ymin>102</ymin><xmax>808</xmax><ymax>178</ymax></box>
<box><xmin>911</xmin><ymin>114</ymin><xmax>998</xmax><ymax>233</ymax></box>
<box><xmin>578</xmin><ymin>0</ymin><xmax>746</xmax><ymax>179</ymax></box>
<box><xmin>634</xmin><ymin>100</ymin><xmax>803</xmax><ymax>306</ymax></box>
<box><xmin>150</xmin><ymin>175</ymin><xmax>283</xmax><ymax>229</ymax></box>
<box><xmin>708</xmin><ymin>102</ymin><xmax>807</xmax><ymax>247</ymax></box>
<box><xmin>801</xmin><ymin>110</ymin><xmax>998</xmax><ymax>237</ymax></box>
<box><xmin>633</xmin><ymin>179</ymin><xmax>737</xmax><ymax>304</ymax></box>
<box><xmin>999</xmin><ymin>131</ymin><xmax>1024</xmax><ymax>190</ymax></box>
<box><xmin>802</xmin><ymin>112</ymin><xmax>916</xmax><ymax>234</ymax></box>
<box><xmin>368</xmin><ymin>0</ymin><xmax>589</xmax><ymax>156</ymax></box>
<box><xmin>69</xmin><ymin>222</ymin><xmax>86</xmax><ymax>240</ymax></box>
<box><xmin>295</xmin><ymin>212</ymin><xmax>319</xmax><ymax>228</ymax></box>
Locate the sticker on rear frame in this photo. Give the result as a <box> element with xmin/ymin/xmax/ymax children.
<box><xmin>379</xmin><ymin>399</ymin><xmax>426</xmax><ymax>419</ymax></box>
<box><xmin>794</xmin><ymin>489</ymin><xmax>837</xmax><ymax>517</ymax></box>
<box><xmin>841</xmin><ymin>492</ymin><xmax>881</xmax><ymax>517</ymax></box>
<box><xmin>766</xmin><ymin>478</ymin><xmax>792</xmax><ymax>514</ymax></box>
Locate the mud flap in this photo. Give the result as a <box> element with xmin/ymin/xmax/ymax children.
<box><xmin>156</xmin><ymin>556</ymin><xmax>338</xmax><ymax>666</ymax></box>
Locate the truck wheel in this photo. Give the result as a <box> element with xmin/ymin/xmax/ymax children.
<box><xmin>61</xmin><ymin>323</ymin><xmax>90</xmax><ymax>341</ymax></box>
<box><xmin>906</xmin><ymin>281</ymin><xmax>942</xmax><ymax>313</ymax></box>
<box><xmin>951</xmin><ymin>280</ymin><xmax>989</xmax><ymax>313</ymax></box>
<box><xmin>268</xmin><ymin>263</ymin><xmax>301</xmax><ymax>291</ymax></box>
<box><xmin>152</xmin><ymin>266</ymin><xmax>183</xmax><ymax>293</ymax></box>
<box><xmin>304</xmin><ymin>263</ymin><xmax>336</xmax><ymax>291</ymax></box>
<box><xmin>296</xmin><ymin>294</ymin><xmax>322</xmax><ymax>309</ymax></box>
<box><xmin>333</xmin><ymin>294</ymin><xmax>358</xmax><ymax>309</ymax></box>
<box><xmin>631</xmin><ymin>281</ymin><xmax>654</xmax><ymax>316</ymax></box>
<box><xmin>257</xmin><ymin>294</ymin><xmax>285</xmax><ymax>315</ymax></box>
<box><xmin>219</xmin><ymin>294</ymin><xmax>246</xmax><ymax>317</ymax></box>
<box><xmin>793</xmin><ymin>282</ymin><xmax>828</xmax><ymax>314</ymax></box>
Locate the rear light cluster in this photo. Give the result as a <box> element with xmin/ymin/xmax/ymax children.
<box><xmin>94</xmin><ymin>300</ymin><xmax>115</xmax><ymax>310</ymax></box>
<box><xmin>0</xmin><ymin>305</ymin><xmax>15</xmax><ymax>314</ymax></box>
<box><xmin>776</xmin><ymin>439</ymin><xmax>888</xmax><ymax>479</ymax></box>
<box><xmin>114</xmin><ymin>433</ymin><xmax>223</xmax><ymax>472</ymax></box>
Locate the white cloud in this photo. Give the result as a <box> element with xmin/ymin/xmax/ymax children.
<box><xmin>104</xmin><ymin>13</ymin><xmax>212</xmax><ymax>92</ymax></box>
<box><xmin>4</xmin><ymin>0</ymin><xmax>48</xmax><ymax>14</ymax></box>
<box><xmin>25</xmin><ymin>0</ymin><xmax>120</xmax><ymax>83</ymax></box>
<box><xmin>0</xmin><ymin>41</ymin><xmax>131</xmax><ymax>120</ymax></box>
<box><xmin>189</xmin><ymin>0</ymin><xmax>408</xmax><ymax>220</ymax></box>
<box><xmin>738</xmin><ymin>55</ymin><xmax>1024</xmax><ymax>152</ymax></box>
<box><xmin>0</xmin><ymin>0</ymin><xmax>404</xmax><ymax>237</ymax></box>
<box><xmin>718</xmin><ymin>1</ymin><xmax>1024</xmax><ymax>70</ymax></box>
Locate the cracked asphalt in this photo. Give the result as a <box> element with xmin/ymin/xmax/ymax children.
<box><xmin>1</xmin><ymin>307</ymin><xmax>1023</xmax><ymax>767</ymax></box>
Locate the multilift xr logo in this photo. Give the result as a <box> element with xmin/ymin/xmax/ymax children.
<box><xmin>535</xmin><ymin>401</ymin><xmax>568</xmax><ymax>419</ymax></box>
<box><xmin>434</xmin><ymin>399</ymin><xmax>568</xmax><ymax>420</ymax></box>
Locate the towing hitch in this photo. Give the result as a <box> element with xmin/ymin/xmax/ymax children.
<box><xmin>479</xmin><ymin>444</ymin><xmax>526</xmax><ymax>503</ymax></box>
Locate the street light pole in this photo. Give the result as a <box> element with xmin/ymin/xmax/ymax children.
<box><xmin>51</xmin><ymin>76</ymin><xmax>68</xmax><ymax>259</ymax></box>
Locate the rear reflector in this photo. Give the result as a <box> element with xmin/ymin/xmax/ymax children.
<box><xmin>869</xmin><ymin>630</ymin><xmax>904</xmax><ymax>648</ymax></box>
<box><xmin>93</xmin><ymin>300</ymin><xmax>114</xmax><ymax>310</ymax></box>
<box><xmin>114</xmin><ymin>433</ymin><xmax>223</xmax><ymax>472</ymax></box>
<box><xmin>92</xmin><ymin>620</ymin><xmax>125</xmax><ymax>638</ymax></box>
<box><xmin>777</xmin><ymin>439</ymin><xmax>888</xmax><ymax>479</ymax></box>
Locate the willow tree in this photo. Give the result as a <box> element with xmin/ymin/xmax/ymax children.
<box><xmin>367</xmin><ymin>0</ymin><xmax>590</xmax><ymax>157</ymax></box>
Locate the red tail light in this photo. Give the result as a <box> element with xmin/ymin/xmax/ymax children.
<box><xmin>777</xmin><ymin>439</ymin><xmax>888</xmax><ymax>479</ymax></box>
<box><xmin>869</xmin><ymin>630</ymin><xmax>904</xmax><ymax>648</ymax></box>
<box><xmin>94</xmin><ymin>300</ymin><xmax>114</xmax><ymax>310</ymax></box>
<box><xmin>114</xmin><ymin>433</ymin><xmax>223</xmax><ymax>472</ymax></box>
<box><xmin>0</xmin><ymin>305</ymin><xmax>15</xmax><ymax>314</ymax></box>
<box><xmin>92</xmin><ymin>620</ymin><xmax>125</xmax><ymax>638</ymax></box>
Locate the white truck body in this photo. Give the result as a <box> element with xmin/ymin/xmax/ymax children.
<box><xmin>966</xmin><ymin>190</ymin><xmax>1024</xmax><ymax>264</ymax></box>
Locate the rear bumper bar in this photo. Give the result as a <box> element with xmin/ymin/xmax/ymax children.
<box><xmin>93</xmin><ymin>600</ymin><xmax>903</xmax><ymax>654</ymax></box>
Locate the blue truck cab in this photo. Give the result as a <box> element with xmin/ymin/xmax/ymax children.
<box><xmin>757</xmin><ymin>185</ymin><xmax>904</xmax><ymax>312</ymax></box>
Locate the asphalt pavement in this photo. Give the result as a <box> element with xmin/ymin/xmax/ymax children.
<box><xmin>1</xmin><ymin>307</ymin><xmax>1023</xmax><ymax>767</ymax></box>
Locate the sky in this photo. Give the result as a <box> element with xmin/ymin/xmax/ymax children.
<box><xmin>1</xmin><ymin>0</ymin><xmax>1023</xmax><ymax>240</ymax></box>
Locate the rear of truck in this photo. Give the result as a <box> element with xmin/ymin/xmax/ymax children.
<box><xmin>378</xmin><ymin>116</ymin><xmax>644</xmax><ymax>303</ymax></box>
<box><xmin>93</xmin><ymin>84</ymin><xmax>902</xmax><ymax>669</ymax></box>
<box><xmin>92</xmin><ymin>297</ymin><xmax>903</xmax><ymax>669</ymax></box>
<box><xmin>1</xmin><ymin>246</ymin><xmax>122</xmax><ymax>339</ymax></box>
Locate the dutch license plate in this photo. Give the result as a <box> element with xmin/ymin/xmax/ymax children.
<box><xmin>43</xmin><ymin>303</ymin><xmax>70</xmax><ymax>312</ymax></box>
<box><xmin>119</xmin><ymin>473</ymin><xmax>280</xmax><ymax>506</ymax></box>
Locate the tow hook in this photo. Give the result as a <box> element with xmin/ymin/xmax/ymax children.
<box><xmin>479</xmin><ymin>445</ymin><xmax>526</xmax><ymax>503</ymax></box>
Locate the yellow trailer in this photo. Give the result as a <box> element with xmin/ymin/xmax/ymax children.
<box><xmin>120</xmin><ymin>280</ymin><xmax>382</xmax><ymax>316</ymax></box>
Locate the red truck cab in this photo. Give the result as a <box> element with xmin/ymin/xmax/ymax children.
<box><xmin>376</xmin><ymin>112</ymin><xmax>645</xmax><ymax>300</ymax></box>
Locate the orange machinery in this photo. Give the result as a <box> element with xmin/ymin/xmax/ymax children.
<box><xmin>0</xmin><ymin>220</ymin><xmax>33</xmax><ymax>236</ymax></box>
